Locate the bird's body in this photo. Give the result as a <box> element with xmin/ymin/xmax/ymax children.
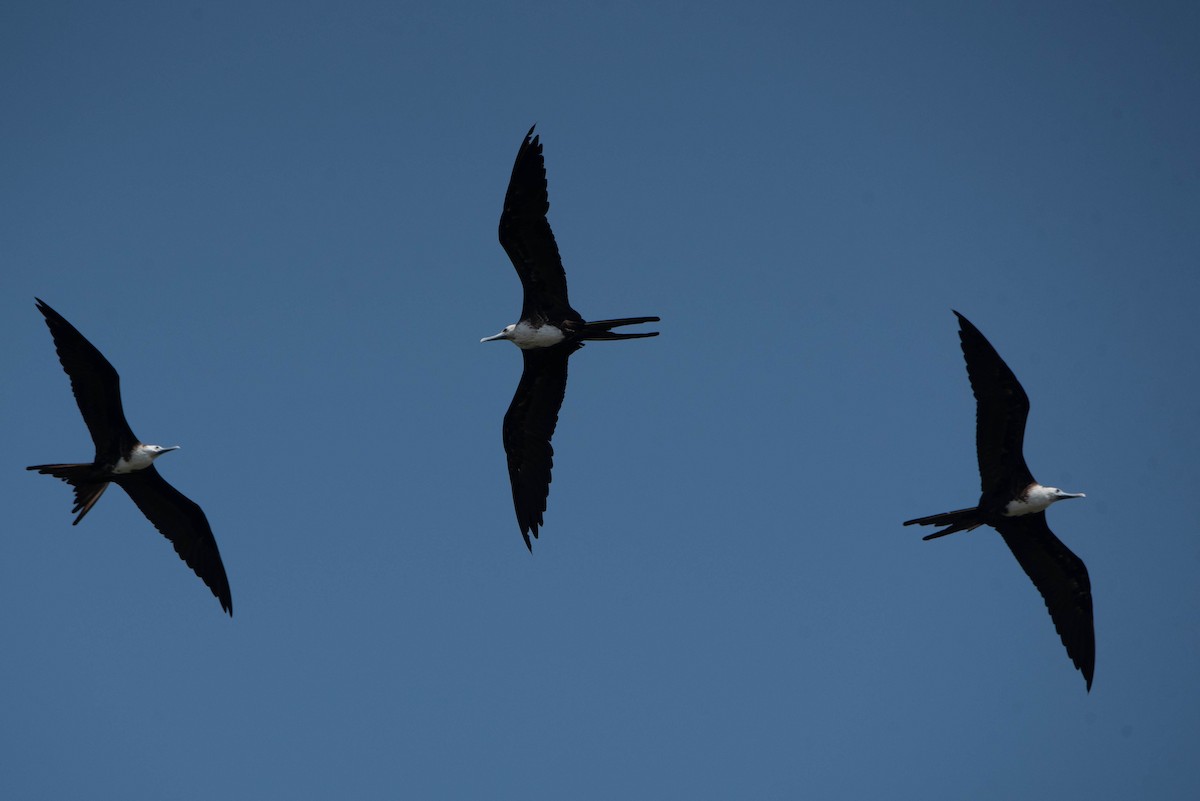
<box><xmin>26</xmin><ymin>299</ymin><xmax>232</xmax><ymax>615</ymax></box>
<box><xmin>904</xmin><ymin>311</ymin><xmax>1093</xmax><ymax>690</ymax></box>
<box><xmin>114</xmin><ymin>443</ymin><xmax>171</xmax><ymax>474</ymax></box>
<box><xmin>483</xmin><ymin>126</ymin><xmax>659</xmax><ymax>550</ymax></box>
<box><xmin>1003</xmin><ymin>483</ymin><xmax>1069</xmax><ymax>517</ymax></box>
<box><xmin>499</xmin><ymin>320</ymin><xmax>567</xmax><ymax>349</ymax></box>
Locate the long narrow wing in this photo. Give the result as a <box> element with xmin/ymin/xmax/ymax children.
<box><xmin>498</xmin><ymin>126</ymin><xmax>582</xmax><ymax>325</ymax></box>
<box><xmin>501</xmin><ymin>343</ymin><xmax>580</xmax><ymax>550</ymax></box>
<box><xmin>995</xmin><ymin>513</ymin><xmax>1094</xmax><ymax>690</ymax></box>
<box><xmin>116</xmin><ymin>466</ymin><xmax>233</xmax><ymax>615</ymax></box>
<box><xmin>954</xmin><ymin>311</ymin><xmax>1034</xmax><ymax>497</ymax></box>
<box><xmin>35</xmin><ymin>298</ymin><xmax>138</xmax><ymax>463</ymax></box>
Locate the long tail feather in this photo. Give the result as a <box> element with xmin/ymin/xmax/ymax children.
<box><xmin>903</xmin><ymin>506</ymin><xmax>984</xmax><ymax>540</ymax></box>
<box><xmin>581</xmin><ymin>330</ymin><xmax>660</xmax><ymax>341</ymax></box>
<box><xmin>27</xmin><ymin>463</ymin><xmax>110</xmax><ymax>525</ymax></box>
<box><xmin>578</xmin><ymin>316</ymin><xmax>660</xmax><ymax>341</ymax></box>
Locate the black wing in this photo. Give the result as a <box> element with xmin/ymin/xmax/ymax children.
<box><xmin>35</xmin><ymin>298</ymin><xmax>138</xmax><ymax>464</ymax></box>
<box><xmin>498</xmin><ymin>126</ymin><xmax>582</xmax><ymax>325</ymax></box>
<box><xmin>954</xmin><ymin>311</ymin><xmax>1034</xmax><ymax>498</ymax></box>
<box><xmin>116</xmin><ymin>466</ymin><xmax>233</xmax><ymax>615</ymax></box>
<box><xmin>995</xmin><ymin>513</ymin><xmax>1094</xmax><ymax>690</ymax></box>
<box><xmin>501</xmin><ymin>343</ymin><xmax>581</xmax><ymax>550</ymax></box>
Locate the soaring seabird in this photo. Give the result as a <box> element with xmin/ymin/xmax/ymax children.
<box><xmin>904</xmin><ymin>311</ymin><xmax>1093</xmax><ymax>690</ymax></box>
<box><xmin>26</xmin><ymin>299</ymin><xmax>232</xmax><ymax>616</ymax></box>
<box><xmin>482</xmin><ymin>126</ymin><xmax>659</xmax><ymax>550</ymax></box>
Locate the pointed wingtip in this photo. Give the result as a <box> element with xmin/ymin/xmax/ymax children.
<box><xmin>521</xmin><ymin>520</ymin><xmax>540</xmax><ymax>552</ymax></box>
<box><xmin>213</xmin><ymin>581</ymin><xmax>233</xmax><ymax>616</ymax></box>
<box><xmin>953</xmin><ymin>310</ymin><xmax>980</xmax><ymax>332</ymax></box>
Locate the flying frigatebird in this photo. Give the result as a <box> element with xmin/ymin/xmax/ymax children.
<box><xmin>26</xmin><ymin>298</ymin><xmax>233</xmax><ymax>616</ymax></box>
<box><xmin>904</xmin><ymin>311</ymin><xmax>1093</xmax><ymax>690</ymax></box>
<box><xmin>482</xmin><ymin>126</ymin><xmax>659</xmax><ymax>550</ymax></box>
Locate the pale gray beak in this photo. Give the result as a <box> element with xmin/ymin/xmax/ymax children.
<box><xmin>480</xmin><ymin>331</ymin><xmax>508</xmax><ymax>343</ymax></box>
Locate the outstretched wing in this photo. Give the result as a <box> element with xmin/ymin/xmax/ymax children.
<box><xmin>116</xmin><ymin>466</ymin><xmax>233</xmax><ymax>615</ymax></box>
<box><xmin>35</xmin><ymin>298</ymin><xmax>138</xmax><ymax>463</ymax></box>
<box><xmin>954</xmin><ymin>311</ymin><xmax>1034</xmax><ymax>498</ymax></box>
<box><xmin>995</xmin><ymin>512</ymin><xmax>1094</xmax><ymax>690</ymax></box>
<box><xmin>498</xmin><ymin>126</ymin><xmax>581</xmax><ymax>325</ymax></box>
<box><xmin>501</xmin><ymin>343</ymin><xmax>580</xmax><ymax>550</ymax></box>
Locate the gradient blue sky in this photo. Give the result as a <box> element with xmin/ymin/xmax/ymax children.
<box><xmin>3</xmin><ymin>2</ymin><xmax>1198</xmax><ymax>798</ymax></box>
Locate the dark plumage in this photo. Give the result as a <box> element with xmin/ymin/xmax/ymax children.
<box><xmin>502</xmin><ymin>344</ymin><xmax>578</xmax><ymax>547</ymax></box>
<box><xmin>26</xmin><ymin>298</ymin><xmax>232</xmax><ymax>615</ymax></box>
<box><xmin>904</xmin><ymin>311</ymin><xmax>1093</xmax><ymax>690</ymax></box>
<box><xmin>485</xmin><ymin>126</ymin><xmax>659</xmax><ymax>550</ymax></box>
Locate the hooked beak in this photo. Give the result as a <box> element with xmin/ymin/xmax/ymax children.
<box><xmin>480</xmin><ymin>331</ymin><xmax>509</xmax><ymax>343</ymax></box>
<box><xmin>162</xmin><ymin>446</ymin><xmax>181</xmax><ymax>454</ymax></box>
<box><xmin>1061</xmin><ymin>491</ymin><xmax>1085</xmax><ymax>500</ymax></box>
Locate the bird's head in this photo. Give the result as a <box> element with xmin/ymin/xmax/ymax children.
<box><xmin>1049</xmin><ymin>487</ymin><xmax>1086</xmax><ymax>503</ymax></box>
<box><xmin>481</xmin><ymin>324</ymin><xmax>517</xmax><ymax>343</ymax></box>
<box><xmin>148</xmin><ymin>444</ymin><xmax>181</xmax><ymax>460</ymax></box>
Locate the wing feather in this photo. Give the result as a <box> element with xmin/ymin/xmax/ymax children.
<box><xmin>501</xmin><ymin>344</ymin><xmax>579</xmax><ymax>549</ymax></box>
<box><xmin>35</xmin><ymin>299</ymin><xmax>138</xmax><ymax>463</ymax></box>
<box><xmin>498</xmin><ymin>127</ymin><xmax>581</xmax><ymax>324</ymax></box>
<box><xmin>116</xmin><ymin>466</ymin><xmax>233</xmax><ymax>615</ymax></box>
<box><xmin>995</xmin><ymin>513</ymin><xmax>1094</xmax><ymax>690</ymax></box>
<box><xmin>955</xmin><ymin>311</ymin><xmax>1034</xmax><ymax>497</ymax></box>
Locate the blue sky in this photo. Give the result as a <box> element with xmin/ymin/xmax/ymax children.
<box><xmin>3</xmin><ymin>1</ymin><xmax>1198</xmax><ymax>798</ymax></box>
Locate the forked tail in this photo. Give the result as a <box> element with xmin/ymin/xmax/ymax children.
<box><xmin>578</xmin><ymin>316</ymin><xmax>660</xmax><ymax>341</ymax></box>
<box><xmin>903</xmin><ymin>506</ymin><xmax>984</xmax><ymax>540</ymax></box>
<box><xmin>26</xmin><ymin>463</ymin><xmax>110</xmax><ymax>525</ymax></box>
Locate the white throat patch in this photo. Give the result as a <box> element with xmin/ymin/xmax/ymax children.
<box><xmin>1003</xmin><ymin>484</ymin><xmax>1058</xmax><ymax>517</ymax></box>
<box><xmin>114</xmin><ymin>445</ymin><xmax>158</xmax><ymax>474</ymax></box>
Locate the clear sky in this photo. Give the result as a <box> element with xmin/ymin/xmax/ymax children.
<box><xmin>3</xmin><ymin>1</ymin><xmax>1198</xmax><ymax>798</ymax></box>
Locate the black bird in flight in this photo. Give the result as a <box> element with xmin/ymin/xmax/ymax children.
<box><xmin>904</xmin><ymin>311</ymin><xmax>1093</xmax><ymax>690</ymax></box>
<box><xmin>482</xmin><ymin>126</ymin><xmax>659</xmax><ymax>550</ymax></box>
<box><xmin>26</xmin><ymin>298</ymin><xmax>233</xmax><ymax>615</ymax></box>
